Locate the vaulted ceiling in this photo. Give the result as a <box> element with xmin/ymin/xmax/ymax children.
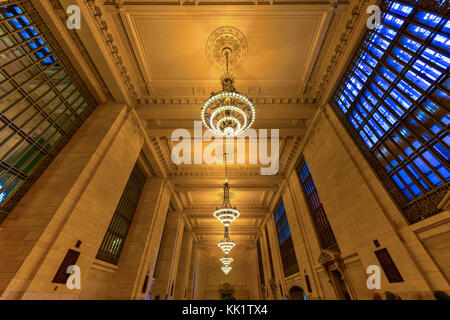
<box><xmin>68</xmin><ymin>0</ymin><xmax>365</xmax><ymax>245</ymax></box>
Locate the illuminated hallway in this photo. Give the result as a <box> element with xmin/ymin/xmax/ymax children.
<box><xmin>0</xmin><ymin>0</ymin><xmax>448</xmax><ymax>300</ymax></box>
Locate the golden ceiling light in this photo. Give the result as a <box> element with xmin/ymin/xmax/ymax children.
<box><xmin>220</xmin><ymin>255</ymin><xmax>233</xmax><ymax>267</ymax></box>
<box><xmin>201</xmin><ymin>47</ymin><xmax>255</xmax><ymax>137</ymax></box>
<box><xmin>218</xmin><ymin>226</ymin><xmax>235</xmax><ymax>255</ymax></box>
<box><xmin>221</xmin><ymin>266</ymin><xmax>232</xmax><ymax>275</ymax></box>
<box><xmin>214</xmin><ymin>181</ymin><xmax>239</xmax><ymax>226</ymax></box>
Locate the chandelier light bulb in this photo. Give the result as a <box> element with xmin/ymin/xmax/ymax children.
<box><xmin>218</xmin><ymin>226</ymin><xmax>235</xmax><ymax>254</ymax></box>
<box><xmin>214</xmin><ymin>182</ymin><xmax>240</xmax><ymax>226</ymax></box>
<box><xmin>221</xmin><ymin>266</ymin><xmax>232</xmax><ymax>275</ymax></box>
<box><xmin>220</xmin><ymin>255</ymin><xmax>233</xmax><ymax>267</ymax></box>
<box><xmin>201</xmin><ymin>48</ymin><xmax>255</xmax><ymax>137</ymax></box>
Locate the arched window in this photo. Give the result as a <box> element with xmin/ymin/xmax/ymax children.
<box><xmin>331</xmin><ymin>0</ymin><xmax>449</xmax><ymax>223</ymax></box>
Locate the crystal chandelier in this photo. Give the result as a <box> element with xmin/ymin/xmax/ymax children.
<box><xmin>201</xmin><ymin>47</ymin><xmax>255</xmax><ymax>137</ymax></box>
<box><xmin>221</xmin><ymin>266</ymin><xmax>232</xmax><ymax>275</ymax></box>
<box><xmin>214</xmin><ymin>154</ymin><xmax>239</xmax><ymax>226</ymax></box>
<box><xmin>220</xmin><ymin>255</ymin><xmax>233</xmax><ymax>267</ymax></box>
<box><xmin>218</xmin><ymin>226</ymin><xmax>235</xmax><ymax>254</ymax></box>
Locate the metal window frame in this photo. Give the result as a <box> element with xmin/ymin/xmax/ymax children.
<box><xmin>330</xmin><ymin>0</ymin><xmax>449</xmax><ymax>223</ymax></box>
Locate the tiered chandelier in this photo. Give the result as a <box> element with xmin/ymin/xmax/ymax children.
<box><xmin>201</xmin><ymin>47</ymin><xmax>255</xmax><ymax>137</ymax></box>
<box><xmin>221</xmin><ymin>266</ymin><xmax>232</xmax><ymax>275</ymax></box>
<box><xmin>220</xmin><ymin>255</ymin><xmax>233</xmax><ymax>267</ymax></box>
<box><xmin>218</xmin><ymin>226</ymin><xmax>235</xmax><ymax>255</ymax></box>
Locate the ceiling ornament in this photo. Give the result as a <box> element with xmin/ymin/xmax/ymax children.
<box><xmin>221</xmin><ymin>266</ymin><xmax>232</xmax><ymax>275</ymax></box>
<box><xmin>220</xmin><ymin>255</ymin><xmax>233</xmax><ymax>267</ymax></box>
<box><xmin>214</xmin><ymin>154</ymin><xmax>240</xmax><ymax>226</ymax></box>
<box><xmin>206</xmin><ymin>26</ymin><xmax>247</xmax><ymax>71</ymax></box>
<box><xmin>202</xmin><ymin>27</ymin><xmax>255</xmax><ymax>137</ymax></box>
<box><xmin>218</xmin><ymin>226</ymin><xmax>235</xmax><ymax>255</ymax></box>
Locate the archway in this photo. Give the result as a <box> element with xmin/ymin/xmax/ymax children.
<box><xmin>289</xmin><ymin>286</ymin><xmax>305</xmax><ymax>300</ymax></box>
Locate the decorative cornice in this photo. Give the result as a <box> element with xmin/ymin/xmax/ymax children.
<box><xmin>137</xmin><ymin>96</ymin><xmax>318</xmax><ymax>106</ymax></box>
<box><xmin>84</xmin><ymin>0</ymin><xmax>139</xmax><ymax>103</ymax></box>
<box><xmin>125</xmin><ymin>106</ymin><xmax>146</xmax><ymax>143</ymax></box>
<box><xmin>315</xmin><ymin>0</ymin><xmax>369</xmax><ymax>101</ymax></box>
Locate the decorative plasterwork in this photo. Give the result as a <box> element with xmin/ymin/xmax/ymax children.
<box><xmin>83</xmin><ymin>0</ymin><xmax>139</xmax><ymax>103</ymax></box>
<box><xmin>137</xmin><ymin>96</ymin><xmax>317</xmax><ymax>106</ymax></box>
<box><xmin>206</xmin><ymin>26</ymin><xmax>248</xmax><ymax>71</ymax></box>
<box><xmin>304</xmin><ymin>104</ymin><xmax>328</xmax><ymax>148</ymax></box>
<box><xmin>125</xmin><ymin>106</ymin><xmax>146</xmax><ymax>143</ymax></box>
<box><xmin>315</xmin><ymin>0</ymin><xmax>369</xmax><ymax>101</ymax></box>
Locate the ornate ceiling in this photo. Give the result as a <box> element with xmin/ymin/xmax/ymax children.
<box><xmin>53</xmin><ymin>0</ymin><xmax>369</xmax><ymax>245</ymax></box>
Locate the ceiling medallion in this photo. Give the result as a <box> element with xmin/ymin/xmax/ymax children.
<box><xmin>202</xmin><ymin>27</ymin><xmax>255</xmax><ymax>137</ymax></box>
<box><xmin>206</xmin><ymin>26</ymin><xmax>248</xmax><ymax>70</ymax></box>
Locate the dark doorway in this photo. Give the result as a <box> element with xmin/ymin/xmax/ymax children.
<box><xmin>330</xmin><ymin>270</ymin><xmax>351</xmax><ymax>300</ymax></box>
<box><xmin>289</xmin><ymin>286</ymin><xmax>305</xmax><ymax>300</ymax></box>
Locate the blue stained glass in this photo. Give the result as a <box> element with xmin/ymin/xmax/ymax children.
<box><xmin>379</xmin><ymin>25</ymin><xmax>397</xmax><ymax>40</ymax></box>
<box><xmin>389</xmin><ymin>2</ymin><xmax>413</xmax><ymax>17</ymax></box>
<box><xmin>364</xmin><ymin>125</ymin><xmax>378</xmax><ymax>143</ymax></box>
<box><xmin>349</xmin><ymin>115</ymin><xmax>359</xmax><ymax>129</ymax></box>
<box><xmin>356</xmin><ymin>103</ymin><xmax>368</xmax><ymax>118</ymax></box>
<box><xmin>390</xmin><ymin>89</ymin><xmax>411</xmax><ymax>110</ymax></box>
<box><xmin>332</xmin><ymin>3</ymin><xmax>449</xmax><ymax>206</ymax></box>
<box><xmin>374</xmin><ymin>75</ymin><xmax>390</xmax><ymax>91</ymax></box>
<box><xmin>344</xmin><ymin>88</ymin><xmax>355</xmax><ymax>101</ymax></box>
<box><xmin>393</xmin><ymin>174</ymin><xmax>413</xmax><ymax>200</ymax></box>
<box><xmin>370</xmin><ymin>35</ymin><xmax>390</xmax><ymax>50</ymax></box>
<box><xmin>397</xmin><ymin>80</ymin><xmax>420</xmax><ymax>101</ymax></box>
<box><xmin>423</xmin><ymin>150</ymin><xmax>449</xmax><ymax>179</ymax></box>
<box><xmin>357</xmin><ymin>60</ymin><xmax>373</xmax><ymax>76</ymax></box>
<box><xmin>364</xmin><ymin>90</ymin><xmax>378</xmax><ymax>106</ymax></box>
<box><xmin>369</xmin><ymin>119</ymin><xmax>384</xmax><ymax>137</ymax></box>
<box><xmin>407</xmin><ymin>24</ymin><xmax>432</xmax><ymax>40</ymax></box>
<box><xmin>422</xmin><ymin>48</ymin><xmax>450</xmax><ymax>69</ymax></box>
<box><xmin>354</xmin><ymin>68</ymin><xmax>368</xmax><ymax>82</ymax></box>
<box><xmin>370</xmin><ymin>83</ymin><xmax>384</xmax><ymax>98</ymax></box>
<box><xmin>392</xmin><ymin>47</ymin><xmax>412</xmax><ymax>63</ymax></box>
<box><xmin>413</xmin><ymin>60</ymin><xmax>442</xmax><ymax>81</ymax></box>
<box><xmin>433</xmin><ymin>143</ymin><xmax>450</xmax><ymax>161</ymax></box>
<box><xmin>360</xmin><ymin>97</ymin><xmax>373</xmax><ymax>112</ymax></box>
<box><xmin>406</xmin><ymin>164</ymin><xmax>429</xmax><ymax>190</ymax></box>
<box><xmin>359</xmin><ymin>131</ymin><xmax>373</xmax><ymax>148</ymax></box>
<box><xmin>414</xmin><ymin>157</ymin><xmax>441</xmax><ymax>186</ymax></box>
<box><xmin>415</xmin><ymin>11</ymin><xmax>442</xmax><ymax>28</ymax></box>
<box><xmin>383</xmin><ymin>13</ymin><xmax>405</xmax><ymax>29</ymax></box>
<box><xmin>443</xmin><ymin>20</ymin><xmax>450</xmax><ymax>33</ymax></box>
<box><xmin>405</xmin><ymin>70</ymin><xmax>432</xmax><ymax>91</ymax></box>
<box><xmin>386</xmin><ymin>56</ymin><xmax>404</xmax><ymax>73</ymax></box>
<box><xmin>337</xmin><ymin>99</ymin><xmax>348</xmax><ymax>114</ymax></box>
<box><xmin>374</xmin><ymin>112</ymin><xmax>390</xmax><ymax>131</ymax></box>
<box><xmin>398</xmin><ymin>36</ymin><xmax>420</xmax><ymax>51</ymax></box>
<box><xmin>432</xmin><ymin>34</ymin><xmax>449</xmax><ymax>51</ymax></box>
<box><xmin>379</xmin><ymin>66</ymin><xmax>396</xmax><ymax>83</ymax></box>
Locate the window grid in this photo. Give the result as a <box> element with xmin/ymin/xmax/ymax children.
<box><xmin>297</xmin><ymin>159</ymin><xmax>339</xmax><ymax>251</ymax></box>
<box><xmin>331</xmin><ymin>0</ymin><xmax>449</xmax><ymax>223</ymax></box>
<box><xmin>274</xmin><ymin>200</ymin><xmax>299</xmax><ymax>277</ymax></box>
<box><xmin>0</xmin><ymin>0</ymin><xmax>98</xmax><ymax>222</ymax></box>
<box><xmin>96</xmin><ymin>165</ymin><xmax>146</xmax><ymax>265</ymax></box>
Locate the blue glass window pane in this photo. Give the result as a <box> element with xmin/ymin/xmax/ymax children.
<box><xmin>392</xmin><ymin>46</ymin><xmax>412</xmax><ymax>64</ymax></box>
<box><xmin>397</xmin><ymin>80</ymin><xmax>421</xmax><ymax>101</ymax></box>
<box><xmin>433</xmin><ymin>143</ymin><xmax>450</xmax><ymax>162</ymax></box>
<box><xmin>379</xmin><ymin>66</ymin><xmax>396</xmax><ymax>83</ymax></box>
<box><xmin>359</xmin><ymin>131</ymin><xmax>373</xmax><ymax>148</ymax></box>
<box><xmin>392</xmin><ymin>174</ymin><xmax>413</xmax><ymax>200</ymax></box>
<box><xmin>398</xmin><ymin>36</ymin><xmax>420</xmax><ymax>52</ymax></box>
<box><xmin>389</xmin><ymin>2</ymin><xmax>414</xmax><ymax>17</ymax></box>
<box><xmin>379</xmin><ymin>25</ymin><xmax>397</xmax><ymax>40</ymax></box>
<box><xmin>386</xmin><ymin>56</ymin><xmax>404</xmax><ymax>73</ymax></box>
<box><xmin>423</xmin><ymin>150</ymin><xmax>449</xmax><ymax>179</ymax></box>
<box><xmin>385</xmin><ymin>98</ymin><xmax>404</xmax><ymax>117</ymax></box>
<box><xmin>432</xmin><ymin>33</ymin><xmax>449</xmax><ymax>51</ymax></box>
<box><xmin>373</xmin><ymin>112</ymin><xmax>390</xmax><ymax>131</ymax></box>
<box><xmin>405</xmin><ymin>70</ymin><xmax>432</xmax><ymax>90</ymax></box>
<box><xmin>383</xmin><ymin>13</ymin><xmax>405</xmax><ymax>29</ymax></box>
<box><xmin>407</xmin><ymin>24</ymin><xmax>432</xmax><ymax>40</ymax></box>
<box><xmin>412</xmin><ymin>60</ymin><xmax>442</xmax><ymax>81</ymax></box>
<box><xmin>414</xmin><ymin>157</ymin><xmax>441</xmax><ymax>186</ymax></box>
<box><xmin>414</xmin><ymin>11</ymin><xmax>442</xmax><ymax>28</ymax></box>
